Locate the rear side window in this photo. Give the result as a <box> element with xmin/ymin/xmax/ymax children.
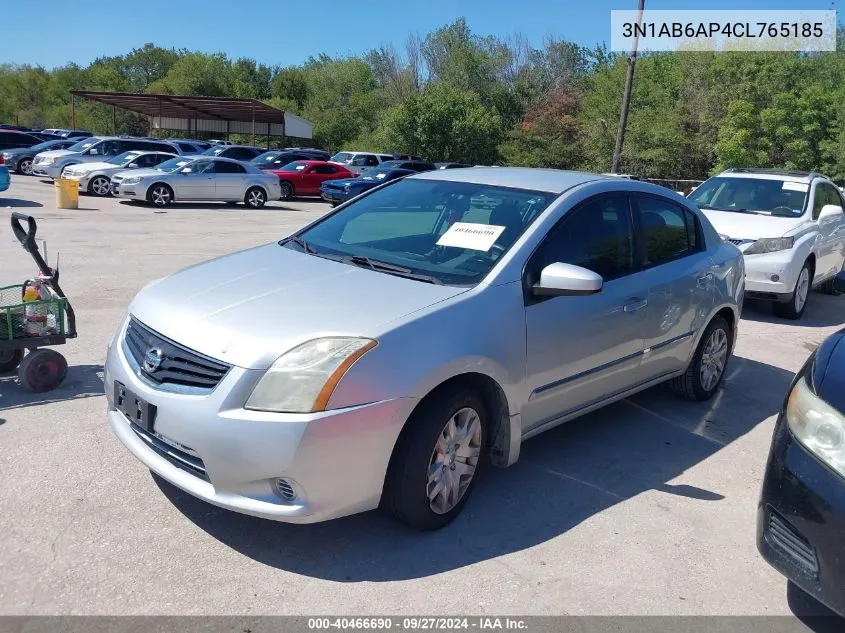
<box><xmin>538</xmin><ymin>194</ymin><xmax>635</xmax><ymax>281</ymax></box>
<box><xmin>213</xmin><ymin>161</ymin><xmax>246</xmax><ymax>174</ymax></box>
<box><xmin>633</xmin><ymin>195</ymin><xmax>700</xmax><ymax>266</ymax></box>
<box><xmin>177</xmin><ymin>143</ymin><xmax>197</xmax><ymax>152</ymax></box>
<box><xmin>313</xmin><ymin>164</ymin><xmax>337</xmax><ymax>174</ymax></box>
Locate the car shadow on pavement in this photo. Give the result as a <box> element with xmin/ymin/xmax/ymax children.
<box><xmin>0</xmin><ymin>363</ymin><xmax>103</xmax><ymax>411</ymax></box>
<box><xmin>155</xmin><ymin>355</ymin><xmax>793</xmax><ymax>582</ymax></box>
<box><xmin>1</xmin><ymin>198</ymin><xmax>43</xmax><ymax>208</ymax></box>
<box><xmin>742</xmin><ymin>293</ymin><xmax>845</xmax><ymax>328</ymax></box>
<box><xmin>786</xmin><ymin>581</ymin><xmax>843</xmax><ymax>631</ymax></box>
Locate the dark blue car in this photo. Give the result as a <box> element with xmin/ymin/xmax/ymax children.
<box><xmin>320</xmin><ymin>167</ymin><xmax>416</xmax><ymax>206</ymax></box>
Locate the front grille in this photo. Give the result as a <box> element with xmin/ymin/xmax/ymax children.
<box><xmin>129</xmin><ymin>420</ymin><xmax>209</xmax><ymax>481</ymax></box>
<box><xmin>767</xmin><ymin>510</ymin><xmax>819</xmax><ymax>576</ymax></box>
<box><xmin>124</xmin><ymin>317</ymin><xmax>230</xmax><ymax>390</ymax></box>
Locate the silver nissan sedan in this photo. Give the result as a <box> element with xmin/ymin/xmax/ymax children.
<box><xmin>104</xmin><ymin>168</ymin><xmax>744</xmax><ymax>529</ymax></box>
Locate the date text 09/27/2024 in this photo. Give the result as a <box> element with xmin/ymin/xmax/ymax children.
<box><xmin>307</xmin><ymin>618</ymin><xmax>528</xmax><ymax>630</ymax></box>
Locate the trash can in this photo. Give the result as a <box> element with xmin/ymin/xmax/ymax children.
<box><xmin>54</xmin><ymin>179</ymin><xmax>79</xmax><ymax>209</ymax></box>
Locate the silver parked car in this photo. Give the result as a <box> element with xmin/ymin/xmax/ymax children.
<box><xmin>61</xmin><ymin>151</ymin><xmax>176</xmax><ymax>196</ymax></box>
<box><xmin>105</xmin><ymin>168</ymin><xmax>744</xmax><ymax>529</ymax></box>
<box><xmin>110</xmin><ymin>156</ymin><xmax>282</xmax><ymax>208</ymax></box>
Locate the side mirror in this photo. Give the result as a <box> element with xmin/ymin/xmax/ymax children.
<box><xmin>127</xmin><ymin>163</ymin><xmax>139</xmax><ymax>169</ymax></box>
<box><xmin>532</xmin><ymin>262</ymin><xmax>603</xmax><ymax>297</ymax></box>
<box><xmin>88</xmin><ymin>149</ymin><xmax>99</xmax><ymax>155</ymax></box>
<box><xmin>181</xmin><ymin>167</ymin><xmax>193</xmax><ymax>174</ymax></box>
<box><xmin>818</xmin><ymin>204</ymin><xmax>843</xmax><ymax>221</ymax></box>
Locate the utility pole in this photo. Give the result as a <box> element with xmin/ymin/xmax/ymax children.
<box><xmin>611</xmin><ymin>0</ymin><xmax>645</xmax><ymax>174</ymax></box>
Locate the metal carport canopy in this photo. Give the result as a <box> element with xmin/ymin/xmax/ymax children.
<box><xmin>69</xmin><ymin>90</ymin><xmax>313</xmax><ymax>140</ymax></box>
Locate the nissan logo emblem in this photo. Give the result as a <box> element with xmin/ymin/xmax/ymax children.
<box><xmin>142</xmin><ymin>348</ymin><xmax>164</xmax><ymax>373</ymax></box>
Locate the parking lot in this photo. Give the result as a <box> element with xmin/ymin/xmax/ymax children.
<box><xmin>1</xmin><ymin>175</ymin><xmax>843</xmax><ymax>619</ymax></box>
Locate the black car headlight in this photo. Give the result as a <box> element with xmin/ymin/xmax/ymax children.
<box><xmin>786</xmin><ymin>375</ymin><xmax>845</xmax><ymax>478</ymax></box>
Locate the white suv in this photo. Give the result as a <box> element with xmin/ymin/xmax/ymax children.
<box><xmin>329</xmin><ymin>151</ymin><xmax>395</xmax><ymax>175</ymax></box>
<box><xmin>689</xmin><ymin>168</ymin><xmax>845</xmax><ymax>319</ymax></box>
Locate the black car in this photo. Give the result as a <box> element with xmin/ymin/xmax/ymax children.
<box><xmin>1</xmin><ymin>138</ymin><xmax>81</xmax><ymax>175</ymax></box>
<box><xmin>758</xmin><ymin>309</ymin><xmax>845</xmax><ymax>618</ymax></box>
<box><xmin>250</xmin><ymin>149</ymin><xmax>331</xmax><ymax>170</ymax></box>
<box><xmin>28</xmin><ymin>132</ymin><xmax>66</xmax><ymax>142</ymax></box>
<box><xmin>0</xmin><ymin>130</ymin><xmax>44</xmax><ymax>151</ymax></box>
<box><xmin>435</xmin><ymin>162</ymin><xmax>471</xmax><ymax>169</ymax></box>
<box><xmin>203</xmin><ymin>144</ymin><xmax>265</xmax><ymax>161</ymax></box>
<box><xmin>378</xmin><ymin>160</ymin><xmax>436</xmax><ymax>172</ymax></box>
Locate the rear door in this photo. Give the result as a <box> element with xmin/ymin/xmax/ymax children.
<box><xmin>212</xmin><ymin>160</ymin><xmax>247</xmax><ymax>199</ymax></box>
<box><xmin>632</xmin><ymin>194</ymin><xmax>715</xmax><ymax>380</ymax></box>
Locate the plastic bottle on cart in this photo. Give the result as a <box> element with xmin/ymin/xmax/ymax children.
<box><xmin>23</xmin><ymin>283</ymin><xmax>47</xmax><ymax>337</ymax></box>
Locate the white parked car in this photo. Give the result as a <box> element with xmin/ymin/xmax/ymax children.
<box><xmin>329</xmin><ymin>151</ymin><xmax>395</xmax><ymax>175</ymax></box>
<box><xmin>689</xmin><ymin>168</ymin><xmax>845</xmax><ymax>319</ymax></box>
<box><xmin>110</xmin><ymin>156</ymin><xmax>281</xmax><ymax>208</ymax></box>
<box><xmin>61</xmin><ymin>151</ymin><xmax>176</xmax><ymax>196</ymax></box>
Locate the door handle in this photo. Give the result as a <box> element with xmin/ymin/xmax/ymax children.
<box><xmin>623</xmin><ymin>297</ymin><xmax>648</xmax><ymax>313</ymax></box>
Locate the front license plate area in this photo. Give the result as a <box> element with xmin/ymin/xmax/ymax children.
<box><xmin>114</xmin><ymin>381</ymin><xmax>157</xmax><ymax>432</ymax></box>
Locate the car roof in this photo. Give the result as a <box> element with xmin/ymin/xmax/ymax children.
<box><xmin>715</xmin><ymin>168</ymin><xmax>831</xmax><ymax>183</ymax></box>
<box><xmin>409</xmin><ymin>167</ymin><xmax>611</xmax><ymax>194</ymax></box>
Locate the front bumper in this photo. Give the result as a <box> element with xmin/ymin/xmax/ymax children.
<box><xmin>757</xmin><ymin>412</ymin><xmax>845</xmax><ymax>617</ymax></box>
<box><xmin>111</xmin><ymin>181</ymin><xmax>145</xmax><ymax>200</ymax></box>
<box><xmin>32</xmin><ymin>163</ymin><xmax>62</xmax><ymax>179</ymax></box>
<box><xmin>104</xmin><ymin>320</ymin><xmax>412</xmax><ymax>523</ymax></box>
<box><xmin>742</xmin><ymin>250</ymin><xmax>803</xmax><ymax>301</ymax></box>
<box><xmin>320</xmin><ymin>188</ymin><xmax>349</xmax><ymax>204</ymax></box>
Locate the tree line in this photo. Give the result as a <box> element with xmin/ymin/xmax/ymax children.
<box><xmin>2</xmin><ymin>18</ymin><xmax>845</xmax><ymax>180</ymax></box>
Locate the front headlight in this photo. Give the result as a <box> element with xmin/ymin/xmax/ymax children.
<box><xmin>1</xmin><ymin>152</ymin><xmax>11</xmax><ymax>159</ymax></box>
<box><xmin>245</xmin><ymin>337</ymin><xmax>377</xmax><ymax>413</ymax></box>
<box><xmin>75</xmin><ymin>170</ymin><xmax>90</xmax><ymax>177</ymax></box>
<box><xmin>122</xmin><ymin>176</ymin><xmax>143</xmax><ymax>185</ymax></box>
<box><xmin>744</xmin><ymin>237</ymin><xmax>794</xmax><ymax>255</ymax></box>
<box><xmin>48</xmin><ymin>157</ymin><xmax>57</xmax><ymax>164</ymax></box>
<box><xmin>786</xmin><ymin>375</ymin><xmax>845</xmax><ymax>478</ymax></box>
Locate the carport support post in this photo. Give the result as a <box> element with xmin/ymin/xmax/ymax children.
<box><xmin>266</xmin><ymin>123</ymin><xmax>270</xmax><ymax>150</ymax></box>
<box><xmin>112</xmin><ymin>104</ymin><xmax>116</xmax><ymax>135</ymax></box>
<box><xmin>226</xmin><ymin>121</ymin><xmax>230</xmax><ymax>142</ymax></box>
<box><xmin>71</xmin><ymin>94</ymin><xmax>76</xmax><ymax>130</ymax></box>
<box><xmin>251</xmin><ymin>103</ymin><xmax>256</xmax><ymax>146</ymax></box>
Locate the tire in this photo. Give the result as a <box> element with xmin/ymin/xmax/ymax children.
<box><xmin>147</xmin><ymin>183</ymin><xmax>174</xmax><ymax>207</ymax></box>
<box><xmin>774</xmin><ymin>262</ymin><xmax>812</xmax><ymax>320</ymax></box>
<box><xmin>279</xmin><ymin>181</ymin><xmax>294</xmax><ymax>201</ymax></box>
<box><xmin>330</xmin><ymin>202</ymin><xmax>339</xmax><ymax>208</ymax></box>
<box><xmin>670</xmin><ymin>315</ymin><xmax>732</xmax><ymax>402</ymax></box>
<box><xmin>244</xmin><ymin>186</ymin><xmax>267</xmax><ymax>209</ymax></box>
<box><xmin>88</xmin><ymin>175</ymin><xmax>111</xmax><ymax>197</ymax></box>
<box><xmin>0</xmin><ymin>348</ymin><xmax>24</xmax><ymax>374</ymax></box>
<box><xmin>819</xmin><ymin>277</ymin><xmax>839</xmax><ymax>295</ymax></box>
<box><xmin>382</xmin><ymin>386</ymin><xmax>487</xmax><ymax>530</ymax></box>
<box><xmin>17</xmin><ymin>158</ymin><xmax>33</xmax><ymax>176</ymax></box>
<box><xmin>17</xmin><ymin>349</ymin><xmax>68</xmax><ymax>392</ymax></box>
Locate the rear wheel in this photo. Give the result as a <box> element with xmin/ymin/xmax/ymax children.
<box><xmin>17</xmin><ymin>159</ymin><xmax>33</xmax><ymax>176</ymax></box>
<box><xmin>17</xmin><ymin>349</ymin><xmax>68</xmax><ymax>392</ymax></box>
<box><xmin>88</xmin><ymin>175</ymin><xmax>111</xmax><ymax>197</ymax></box>
<box><xmin>147</xmin><ymin>184</ymin><xmax>174</xmax><ymax>207</ymax></box>
<box><xmin>382</xmin><ymin>386</ymin><xmax>486</xmax><ymax>529</ymax></box>
<box><xmin>774</xmin><ymin>263</ymin><xmax>811</xmax><ymax>320</ymax></box>
<box><xmin>279</xmin><ymin>181</ymin><xmax>294</xmax><ymax>201</ymax></box>
<box><xmin>670</xmin><ymin>315</ymin><xmax>731</xmax><ymax>401</ymax></box>
<box><xmin>0</xmin><ymin>348</ymin><xmax>24</xmax><ymax>374</ymax></box>
<box><xmin>244</xmin><ymin>187</ymin><xmax>267</xmax><ymax>209</ymax></box>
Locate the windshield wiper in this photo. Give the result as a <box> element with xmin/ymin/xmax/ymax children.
<box><xmin>280</xmin><ymin>236</ymin><xmax>316</xmax><ymax>254</ymax></box>
<box><xmin>699</xmin><ymin>205</ymin><xmax>760</xmax><ymax>214</ymax></box>
<box><xmin>346</xmin><ymin>255</ymin><xmax>442</xmax><ymax>284</ymax></box>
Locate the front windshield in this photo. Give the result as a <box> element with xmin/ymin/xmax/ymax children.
<box><xmin>290</xmin><ymin>179</ymin><xmax>556</xmax><ymax>286</ymax></box>
<box><xmin>156</xmin><ymin>157</ymin><xmax>192</xmax><ymax>172</ymax></box>
<box><xmin>106</xmin><ymin>151</ymin><xmax>141</xmax><ymax>166</ymax></box>
<box><xmin>361</xmin><ymin>169</ymin><xmax>393</xmax><ymax>181</ymax></box>
<box><xmin>252</xmin><ymin>151</ymin><xmax>279</xmax><ymax>164</ymax></box>
<box><xmin>203</xmin><ymin>146</ymin><xmax>226</xmax><ymax>156</ymax></box>
<box><xmin>32</xmin><ymin>141</ymin><xmax>61</xmax><ymax>151</ymax></box>
<box><xmin>68</xmin><ymin>138</ymin><xmax>100</xmax><ymax>152</ymax></box>
<box><xmin>330</xmin><ymin>152</ymin><xmax>352</xmax><ymax>163</ymax></box>
<box><xmin>279</xmin><ymin>161</ymin><xmax>308</xmax><ymax>172</ymax></box>
<box><xmin>689</xmin><ymin>177</ymin><xmax>809</xmax><ymax>216</ymax></box>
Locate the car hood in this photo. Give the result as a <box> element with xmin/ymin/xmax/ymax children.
<box><xmin>69</xmin><ymin>161</ymin><xmax>118</xmax><ymax>172</ymax></box>
<box><xmin>129</xmin><ymin>243</ymin><xmax>468</xmax><ymax>369</ymax></box>
<box><xmin>2</xmin><ymin>147</ymin><xmax>34</xmax><ymax>157</ymax></box>
<box><xmin>113</xmin><ymin>168</ymin><xmax>167</xmax><ymax>179</ymax></box>
<box><xmin>699</xmin><ymin>208</ymin><xmax>807</xmax><ymax>239</ymax></box>
<box><xmin>35</xmin><ymin>149</ymin><xmax>77</xmax><ymax>159</ymax></box>
<box><xmin>322</xmin><ymin>178</ymin><xmax>359</xmax><ymax>188</ymax></box>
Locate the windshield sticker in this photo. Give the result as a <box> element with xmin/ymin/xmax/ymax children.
<box><xmin>782</xmin><ymin>182</ymin><xmax>809</xmax><ymax>192</ymax></box>
<box><xmin>436</xmin><ymin>222</ymin><xmax>506</xmax><ymax>251</ymax></box>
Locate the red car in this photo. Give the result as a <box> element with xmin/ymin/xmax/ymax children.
<box><xmin>271</xmin><ymin>160</ymin><xmax>353</xmax><ymax>200</ymax></box>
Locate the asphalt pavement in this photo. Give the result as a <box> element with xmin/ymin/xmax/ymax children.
<box><xmin>0</xmin><ymin>175</ymin><xmax>842</xmax><ymax>622</ymax></box>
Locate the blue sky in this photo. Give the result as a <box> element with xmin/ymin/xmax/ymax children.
<box><xmin>2</xmin><ymin>0</ymin><xmax>839</xmax><ymax>69</ymax></box>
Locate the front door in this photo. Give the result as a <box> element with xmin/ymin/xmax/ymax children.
<box><xmin>631</xmin><ymin>194</ymin><xmax>715</xmax><ymax>379</ymax></box>
<box><xmin>522</xmin><ymin>193</ymin><xmax>650</xmax><ymax>434</ymax></box>
<box><xmin>811</xmin><ymin>181</ymin><xmax>845</xmax><ymax>279</ymax></box>
<box><xmin>175</xmin><ymin>159</ymin><xmax>215</xmax><ymax>200</ymax></box>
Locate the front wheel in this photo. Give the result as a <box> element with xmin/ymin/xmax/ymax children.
<box><xmin>279</xmin><ymin>181</ymin><xmax>294</xmax><ymax>201</ymax></box>
<box><xmin>382</xmin><ymin>386</ymin><xmax>486</xmax><ymax>530</ymax></box>
<box><xmin>0</xmin><ymin>348</ymin><xmax>24</xmax><ymax>374</ymax></box>
<box><xmin>774</xmin><ymin>263</ymin><xmax>811</xmax><ymax>320</ymax></box>
<box><xmin>88</xmin><ymin>175</ymin><xmax>111</xmax><ymax>197</ymax></box>
<box><xmin>17</xmin><ymin>159</ymin><xmax>33</xmax><ymax>176</ymax></box>
<box><xmin>244</xmin><ymin>187</ymin><xmax>266</xmax><ymax>209</ymax></box>
<box><xmin>147</xmin><ymin>184</ymin><xmax>174</xmax><ymax>207</ymax></box>
<box><xmin>670</xmin><ymin>315</ymin><xmax>731</xmax><ymax>401</ymax></box>
<box><xmin>18</xmin><ymin>349</ymin><xmax>68</xmax><ymax>392</ymax></box>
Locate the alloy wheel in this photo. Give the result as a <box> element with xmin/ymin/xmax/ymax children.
<box><xmin>91</xmin><ymin>177</ymin><xmax>110</xmax><ymax>196</ymax></box>
<box><xmin>20</xmin><ymin>159</ymin><xmax>33</xmax><ymax>175</ymax></box>
<box><xmin>795</xmin><ymin>267</ymin><xmax>810</xmax><ymax>313</ymax></box>
<box><xmin>247</xmin><ymin>189</ymin><xmax>265</xmax><ymax>207</ymax></box>
<box><xmin>426</xmin><ymin>407</ymin><xmax>482</xmax><ymax>515</ymax></box>
<box><xmin>151</xmin><ymin>186</ymin><xmax>171</xmax><ymax>206</ymax></box>
<box><xmin>699</xmin><ymin>328</ymin><xmax>728</xmax><ymax>391</ymax></box>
